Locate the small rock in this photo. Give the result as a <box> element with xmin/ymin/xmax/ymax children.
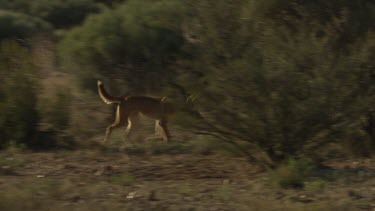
<box><xmin>126</xmin><ymin>192</ymin><xmax>136</xmax><ymax>199</ymax></box>
<box><xmin>290</xmin><ymin>195</ymin><xmax>314</xmax><ymax>203</ymax></box>
<box><xmin>94</xmin><ymin>169</ymin><xmax>103</xmax><ymax>176</ymax></box>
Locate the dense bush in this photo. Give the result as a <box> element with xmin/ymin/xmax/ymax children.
<box><xmin>0</xmin><ymin>41</ymin><xmax>40</xmax><ymax>148</ymax></box>
<box><xmin>0</xmin><ymin>10</ymin><xmax>51</xmax><ymax>41</ymax></box>
<box><xmin>0</xmin><ymin>41</ymin><xmax>75</xmax><ymax>149</ymax></box>
<box><xmin>173</xmin><ymin>0</ymin><xmax>375</xmax><ymax>164</ymax></box>
<box><xmin>0</xmin><ymin>0</ymin><xmax>99</xmax><ymax>29</ymax></box>
<box><xmin>59</xmin><ymin>0</ymin><xmax>186</xmax><ymax>93</ymax></box>
<box><xmin>38</xmin><ymin>88</ymin><xmax>73</xmax><ymax>147</ymax></box>
<box><xmin>0</xmin><ymin>0</ymin><xmax>31</xmax><ymax>14</ymax></box>
<box><xmin>94</xmin><ymin>0</ymin><xmax>126</xmax><ymax>7</ymax></box>
<box><xmin>29</xmin><ymin>0</ymin><xmax>100</xmax><ymax>28</ymax></box>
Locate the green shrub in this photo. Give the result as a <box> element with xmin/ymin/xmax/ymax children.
<box><xmin>0</xmin><ymin>40</ymin><xmax>40</xmax><ymax>148</ymax></box>
<box><xmin>29</xmin><ymin>0</ymin><xmax>100</xmax><ymax>28</ymax></box>
<box><xmin>0</xmin><ymin>0</ymin><xmax>99</xmax><ymax>29</ymax></box>
<box><xmin>58</xmin><ymin>0</ymin><xmax>186</xmax><ymax>92</ymax></box>
<box><xmin>37</xmin><ymin>88</ymin><xmax>74</xmax><ymax>148</ymax></box>
<box><xmin>174</xmin><ymin>0</ymin><xmax>375</xmax><ymax>164</ymax></box>
<box><xmin>270</xmin><ymin>158</ymin><xmax>316</xmax><ymax>188</ymax></box>
<box><xmin>39</xmin><ymin>90</ymin><xmax>72</xmax><ymax>131</ymax></box>
<box><xmin>0</xmin><ymin>0</ymin><xmax>32</xmax><ymax>14</ymax></box>
<box><xmin>0</xmin><ymin>10</ymin><xmax>51</xmax><ymax>40</ymax></box>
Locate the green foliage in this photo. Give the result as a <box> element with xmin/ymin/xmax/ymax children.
<box><xmin>0</xmin><ymin>0</ymin><xmax>100</xmax><ymax>29</ymax></box>
<box><xmin>0</xmin><ymin>10</ymin><xmax>51</xmax><ymax>40</ymax></box>
<box><xmin>29</xmin><ymin>0</ymin><xmax>100</xmax><ymax>28</ymax></box>
<box><xmin>0</xmin><ymin>40</ymin><xmax>75</xmax><ymax>149</ymax></box>
<box><xmin>39</xmin><ymin>89</ymin><xmax>72</xmax><ymax>133</ymax></box>
<box><xmin>59</xmin><ymin>0</ymin><xmax>186</xmax><ymax>92</ymax></box>
<box><xmin>38</xmin><ymin>88</ymin><xmax>73</xmax><ymax>147</ymax></box>
<box><xmin>0</xmin><ymin>41</ymin><xmax>40</xmax><ymax>148</ymax></box>
<box><xmin>270</xmin><ymin>158</ymin><xmax>316</xmax><ymax>188</ymax></box>
<box><xmin>94</xmin><ymin>0</ymin><xmax>126</xmax><ymax>7</ymax></box>
<box><xmin>0</xmin><ymin>0</ymin><xmax>32</xmax><ymax>14</ymax></box>
<box><xmin>175</xmin><ymin>0</ymin><xmax>375</xmax><ymax>163</ymax></box>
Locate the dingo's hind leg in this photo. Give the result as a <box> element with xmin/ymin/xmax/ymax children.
<box><xmin>103</xmin><ymin>105</ymin><xmax>129</xmax><ymax>144</ymax></box>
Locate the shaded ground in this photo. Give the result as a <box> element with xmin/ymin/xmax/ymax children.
<box><xmin>0</xmin><ymin>150</ymin><xmax>374</xmax><ymax>211</ymax></box>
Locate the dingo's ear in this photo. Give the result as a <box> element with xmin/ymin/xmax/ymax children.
<box><xmin>97</xmin><ymin>80</ymin><xmax>103</xmax><ymax>86</ymax></box>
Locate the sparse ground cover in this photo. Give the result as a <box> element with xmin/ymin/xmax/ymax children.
<box><xmin>0</xmin><ymin>146</ymin><xmax>374</xmax><ymax>211</ymax></box>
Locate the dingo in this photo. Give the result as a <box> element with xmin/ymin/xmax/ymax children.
<box><xmin>98</xmin><ymin>80</ymin><xmax>174</xmax><ymax>144</ymax></box>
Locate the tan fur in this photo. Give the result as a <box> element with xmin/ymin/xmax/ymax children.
<box><xmin>97</xmin><ymin>80</ymin><xmax>174</xmax><ymax>144</ymax></box>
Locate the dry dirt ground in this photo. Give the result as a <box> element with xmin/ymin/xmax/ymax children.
<box><xmin>0</xmin><ymin>149</ymin><xmax>374</xmax><ymax>211</ymax></box>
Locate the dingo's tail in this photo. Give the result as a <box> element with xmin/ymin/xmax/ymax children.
<box><xmin>97</xmin><ymin>80</ymin><xmax>122</xmax><ymax>104</ymax></box>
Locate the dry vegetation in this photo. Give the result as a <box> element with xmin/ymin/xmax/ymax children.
<box><xmin>1</xmin><ymin>0</ymin><xmax>375</xmax><ymax>210</ymax></box>
<box><xmin>0</xmin><ymin>145</ymin><xmax>374</xmax><ymax>211</ymax></box>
